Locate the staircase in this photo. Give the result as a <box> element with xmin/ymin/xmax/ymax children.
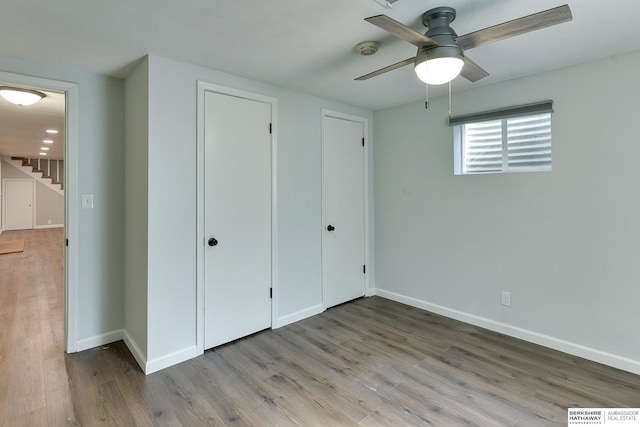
<box><xmin>3</xmin><ymin>157</ymin><xmax>65</xmax><ymax>195</ymax></box>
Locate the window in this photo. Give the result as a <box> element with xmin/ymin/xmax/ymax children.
<box><xmin>451</xmin><ymin>101</ymin><xmax>553</xmax><ymax>175</ymax></box>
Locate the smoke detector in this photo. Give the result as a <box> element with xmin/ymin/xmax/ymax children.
<box><xmin>356</xmin><ymin>41</ymin><xmax>379</xmax><ymax>56</ymax></box>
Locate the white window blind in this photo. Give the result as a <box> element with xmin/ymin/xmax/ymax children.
<box><xmin>507</xmin><ymin>113</ymin><xmax>552</xmax><ymax>171</ymax></box>
<box><xmin>451</xmin><ymin>101</ymin><xmax>553</xmax><ymax>175</ymax></box>
<box><xmin>462</xmin><ymin>119</ymin><xmax>503</xmax><ymax>173</ymax></box>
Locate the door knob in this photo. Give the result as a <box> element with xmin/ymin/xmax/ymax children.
<box><xmin>327</xmin><ymin>225</ymin><xmax>335</xmax><ymax>231</ymax></box>
<box><xmin>208</xmin><ymin>237</ymin><xmax>219</xmax><ymax>247</ymax></box>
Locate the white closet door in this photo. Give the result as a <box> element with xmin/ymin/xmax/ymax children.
<box><xmin>203</xmin><ymin>91</ymin><xmax>272</xmax><ymax>349</ymax></box>
<box><xmin>5</xmin><ymin>180</ymin><xmax>34</xmax><ymax>230</ymax></box>
<box><xmin>322</xmin><ymin>115</ymin><xmax>365</xmax><ymax>308</ymax></box>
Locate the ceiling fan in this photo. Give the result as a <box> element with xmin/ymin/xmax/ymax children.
<box><xmin>356</xmin><ymin>4</ymin><xmax>572</xmax><ymax>85</ymax></box>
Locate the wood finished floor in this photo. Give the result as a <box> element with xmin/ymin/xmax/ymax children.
<box><xmin>1</xmin><ymin>229</ymin><xmax>639</xmax><ymax>426</ymax></box>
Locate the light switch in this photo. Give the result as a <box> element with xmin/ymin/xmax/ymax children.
<box><xmin>81</xmin><ymin>194</ymin><xmax>94</xmax><ymax>210</ymax></box>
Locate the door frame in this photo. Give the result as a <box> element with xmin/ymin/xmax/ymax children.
<box><xmin>321</xmin><ymin>109</ymin><xmax>371</xmax><ymax>309</ymax></box>
<box><xmin>0</xmin><ymin>70</ymin><xmax>78</xmax><ymax>354</ymax></box>
<box><xmin>195</xmin><ymin>81</ymin><xmax>278</xmax><ymax>355</ymax></box>
<box><xmin>2</xmin><ymin>179</ymin><xmax>35</xmax><ymax>230</ymax></box>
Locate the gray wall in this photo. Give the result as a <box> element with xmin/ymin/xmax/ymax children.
<box><xmin>373</xmin><ymin>51</ymin><xmax>640</xmax><ymax>374</ymax></box>
<box><xmin>0</xmin><ymin>56</ymin><xmax>125</xmax><ymax>350</ymax></box>
<box><xmin>35</xmin><ymin>182</ymin><xmax>63</xmax><ymax>225</ymax></box>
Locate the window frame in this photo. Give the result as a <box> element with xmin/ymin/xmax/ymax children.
<box><xmin>451</xmin><ymin>101</ymin><xmax>553</xmax><ymax>176</ymax></box>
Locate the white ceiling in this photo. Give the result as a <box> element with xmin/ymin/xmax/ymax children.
<box><xmin>1</xmin><ymin>0</ymin><xmax>640</xmax><ymax>158</ymax></box>
<box><xmin>0</xmin><ymin>90</ymin><xmax>65</xmax><ymax>159</ymax></box>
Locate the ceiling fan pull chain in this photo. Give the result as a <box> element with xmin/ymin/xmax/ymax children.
<box><xmin>425</xmin><ymin>83</ymin><xmax>429</xmax><ymax>109</ymax></box>
<box><xmin>448</xmin><ymin>81</ymin><xmax>453</xmax><ymax>117</ymax></box>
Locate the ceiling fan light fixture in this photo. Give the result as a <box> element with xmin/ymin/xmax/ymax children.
<box><xmin>0</xmin><ymin>86</ymin><xmax>46</xmax><ymax>106</ymax></box>
<box><xmin>415</xmin><ymin>56</ymin><xmax>464</xmax><ymax>85</ymax></box>
<box><xmin>414</xmin><ymin>46</ymin><xmax>464</xmax><ymax>85</ymax></box>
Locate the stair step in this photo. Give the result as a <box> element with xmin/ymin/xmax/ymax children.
<box><xmin>7</xmin><ymin>156</ymin><xmax>65</xmax><ymax>192</ymax></box>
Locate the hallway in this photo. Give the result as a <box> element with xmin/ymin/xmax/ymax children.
<box><xmin>0</xmin><ymin>228</ymin><xmax>73</xmax><ymax>425</ymax></box>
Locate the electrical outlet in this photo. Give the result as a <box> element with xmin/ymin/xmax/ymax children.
<box><xmin>501</xmin><ymin>291</ymin><xmax>511</xmax><ymax>307</ymax></box>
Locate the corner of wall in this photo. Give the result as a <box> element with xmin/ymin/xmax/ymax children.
<box><xmin>123</xmin><ymin>54</ymin><xmax>150</xmax><ymax>364</ymax></box>
<box><xmin>123</xmin><ymin>329</ymin><xmax>148</xmax><ymax>373</ymax></box>
<box><xmin>143</xmin><ymin>345</ymin><xmax>198</xmax><ymax>375</ymax></box>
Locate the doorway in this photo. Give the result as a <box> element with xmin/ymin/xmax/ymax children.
<box><xmin>0</xmin><ymin>70</ymin><xmax>77</xmax><ymax>353</ymax></box>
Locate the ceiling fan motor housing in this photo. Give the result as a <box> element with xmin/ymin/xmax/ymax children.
<box><xmin>416</xmin><ymin>6</ymin><xmax>464</xmax><ymax>66</ymax></box>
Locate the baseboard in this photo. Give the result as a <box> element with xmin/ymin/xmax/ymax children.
<box><xmin>144</xmin><ymin>345</ymin><xmax>199</xmax><ymax>375</ymax></box>
<box><xmin>274</xmin><ymin>303</ymin><xmax>324</xmax><ymax>329</ymax></box>
<box><xmin>374</xmin><ymin>288</ymin><xmax>640</xmax><ymax>376</ymax></box>
<box><xmin>123</xmin><ymin>331</ymin><xmax>199</xmax><ymax>375</ymax></box>
<box><xmin>123</xmin><ymin>330</ymin><xmax>147</xmax><ymax>373</ymax></box>
<box><xmin>75</xmin><ymin>329</ymin><xmax>124</xmax><ymax>352</ymax></box>
<box><xmin>34</xmin><ymin>224</ymin><xmax>64</xmax><ymax>229</ymax></box>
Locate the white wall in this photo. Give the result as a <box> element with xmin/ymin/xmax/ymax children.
<box><xmin>0</xmin><ymin>56</ymin><xmax>125</xmax><ymax>349</ymax></box>
<box><xmin>373</xmin><ymin>51</ymin><xmax>640</xmax><ymax>374</ymax></box>
<box><xmin>125</xmin><ymin>55</ymin><xmax>374</xmax><ymax>373</ymax></box>
<box><xmin>123</xmin><ymin>57</ymin><xmax>149</xmax><ymax>364</ymax></box>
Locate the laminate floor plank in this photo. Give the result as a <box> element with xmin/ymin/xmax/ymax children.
<box><xmin>199</xmin><ymin>350</ymin><xmax>297</xmax><ymax>426</ymax></box>
<box><xmin>413</xmin><ymin>346</ymin><xmax>541</xmax><ymax>409</ymax></box>
<box><xmin>1</xmin><ymin>229</ymin><xmax>77</xmax><ymax>427</ymax></box>
<box><xmin>260</xmin><ymin>330</ymin><xmax>347</xmax><ymax>382</ymax></box>
<box><xmin>156</xmin><ymin>369</ymin><xmax>227</xmax><ymax>427</ymax></box>
<box><xmin>3</xmin><ymin>229</ymin><xmax>640</xmax><ymax>426</ymax></box>
<box><xmin>260</xmin><ymin>373</ymin><xmax>356</xmax><ymax>426</ymax></box>
<box><xmin>273</xmin><ymin>366</ymin><xmax>375</xmax><ymax>424</ymax></box>
<box><xmin>548</xmin><ymin>360</ymin><xmax>640</xmax><ymax>407</ymax></box>
<box><xmin>387</xmin><ymin>374</ymin><xmax>503</xmax><ymax>427</ymax></box>
<box><xmin>44</xmin><ymin>382</ymin><xmax>77</xmax><ymax>427</ymax></box>
<box><xmin>216</xmin><ymin>338</ymin><xmax>278</xmax><ymax>382</ymax></box>
<box><xmin>5</xmin><ymin>406</ymin><xmax>48</xmax><ymax>427</ymax></box>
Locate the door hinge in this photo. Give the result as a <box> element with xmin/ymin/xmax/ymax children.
<box><xmin>270</xmin><ymin>288</ymin><xmax>273</xmax><ymax>299</ymax></box>
<box><xmin>363</xmin><ymin>265</ymin><xmax>366</xmax><ymax>274</ymax></box>
<box><xmin>269</xmin><ymin>123</ymin><xmax>272</xmax><ymax>134</ymax></box>
<box><xmin>65</xmin><ymin>238</ymin><xmax>69</xmax><ymax>247</ymax></box>
<box><xmin>362</xmin><ymin>137</ymin><xmax>365</xmax><ymax>147</ymax></box>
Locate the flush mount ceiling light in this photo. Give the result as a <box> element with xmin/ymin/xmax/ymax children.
<box><xmin>0</xmin><ymin>86</ymin><xmax>46</xmax><ymax>106</ymax></box>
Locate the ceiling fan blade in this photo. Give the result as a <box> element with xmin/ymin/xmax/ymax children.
<box><xmin>355</xmin><ymin>57</ymin><xmax>415</xmax><ymax>80</ymax></box>
<box><xmin>365</xmin><ymin>15</ymin><xmax>438</xmax><ymax>47</ymax></box>
<box><xmin>456</xmin><ymin>4</ymin><xmax>572</xmax><ymax>50</ymax></box>
<box><xmin>460</xmin><ymin>57</ymin><xmax>489</xmax><ymax>82</ymax></box>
